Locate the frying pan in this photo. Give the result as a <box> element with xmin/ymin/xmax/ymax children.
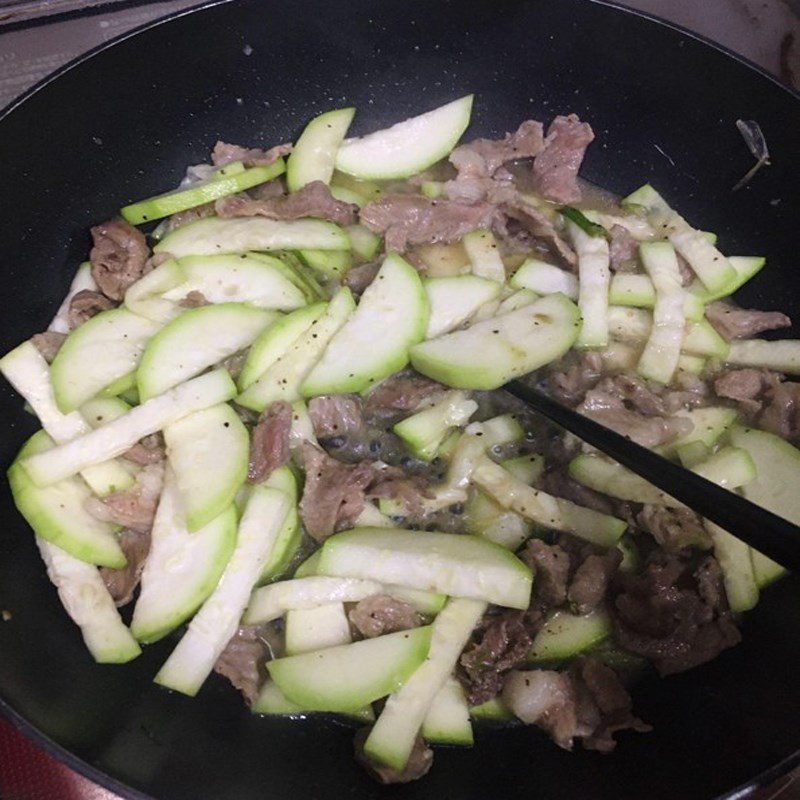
<box><xmin>0</xmin><ymin>1</ymin><xmax>798</xmax><ymax>798</ymax></box>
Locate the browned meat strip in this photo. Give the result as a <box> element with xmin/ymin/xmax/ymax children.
<box><xmin>449</xmin><ymin>120</ymin><xmax>546</xmax><ymax>179</ymax></box>
<box><xmin>360</xmin><ymin>193</ymin><xmax>495</xmax><ymax>253</ymax></box>
<box><xmin>354</xmin><ymin>728</ymin><xmax>433</xmax><ymax>784</ymax></box>
<box><xmin>714</xmin><ymin>368</ymin><xmax>771</xmax><ymax>416</ymax></box>
<box><xmin>166</xmin><ymin>202</ymin><xmax>215</xmax><ymax>232</ymax></box>
<box><xmin>636</xmin><ymin>505</ymin><xmax>711</xmax><ymax>552</ymax></box>
<box><xmin>519</xmin><ymin>539</ymin><xmax>571</xmax><ymax>607</ymax></box>
<box><xmin>211</xmin><ymin>140</ymin><xmax>292</xmax><ymax>167</ymax></box>
<box><xmin>123</xmin><ymin>433</ymin><xmax>166</xmax><ymax>466</ymax></box>
<box><xmin>532</xmin><ymin>115</ymin><xmax>595</xmax><ymax>204</ymax></box>
<box><xmin>760</xmin><ymin>380</ymin><xmax>800</xmax><ymax>441</ymax></box>
<box><xmin>349</xmin><ymin>594</ymin><xmax>423</xmax><ymax>639</ymax></box>
<box><xmin>547</xmin><ymin>352</ymin><xmax>603</xmax><ymax>405</ymax></box>
<box><xmin>458</xmin><ymin>608</ymin><xmax>542</xmax><ymax>706</ymax></box>
<box><xmin>568</xmin><ymin>551</ymin><xmax>622</xmax><ymax>615</ymax></box>
<box><xmin>611</xmin><ymin>554</ymin><xmax>741</xmax><ymax>675</ymax></box>
<box><xmin>608</xmin><ymin>225</ymin><xmax>638</xmax><ymax>272</ymax></box>
<box><xmin>99</xmin><ymin>527</ymin><xmax>151</xmax><ymax>607</ymax></box>
<box><xmin>213</xmin><ymin>623</ymin><xmax>283</xmax><ymax>705</ymax></box>
<box><xmin>299</xmin><ymin>443</ymin><xmax>377</xmax><ymax>541</ymax></box>
<box><xmin>178</xmin><ymin>290</ymin><xmax>209</xmax><ymax>308</ymax></box>
<box><xmin>592</xmin><ymin>375</ymin><xmax>666</xmax><ymax>416</ymax></box>
<box><xmin>67</xmin><ymin>289</ymin><xmax>116</xmax><ymax>329</ymax></box>
<box><xmin>366</xmin><ymin>475</ymin><xmax>433</xmax><ymax>518</ymax></box>
<box><xmin>90</xmin><ymin>218</ymin><xmax>151</xmax><ymax>301</ymax></box>
<box><xmin>541</xmin><ymin>468</ymin><xmax>618</xmax><ymax>516</ymax></box>
<box><xmin>215</xmin><ymin>181</ymin><xmax>358</xmax><ymax>226</ymax></box>
<box><xmin>308</xmin><ymin>395</ymin><xmax>364</xmax><ymax>440</ymax></box>
<box><xmin>363</xmin><ymin>372</ymin><xmax>446</xmax><ymax>421</ymax></box>
<box><xmin>662</xmin><ymin>370</ymin><xmax>710</xmax><ymax>413</ymax></box>
<box><xmin>705</xmin><ymin>301</ymin><xmax>791</xmax><ymax>340</ymax></box>
<box><xmin>498</xmin><ymin>200</ymin><xmax>577</xmax><ymax>268</ymax></box>
<box><xmin>31</xmin><ymin>331</ymin><xmax>66</xmax><ymax>363</ymax></box>
<box><xmin>248</xmin><ymin>401</ymin><xmax>292</xmax><ymax>483</ymax></box>
<box><xmin>85</xmin><ymin>462</ymin><xmax>164</xmax><ymax>532</ymax></box>
<box><xmin>342</xmin><ymin>261</ymin><xmax>381</xmax><ymax>295</ymax></box>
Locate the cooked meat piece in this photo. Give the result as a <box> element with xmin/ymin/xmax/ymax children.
<box><xmin>714</xmin><ymin>368</ymin><xmax>772</xmax><ymax>416</ymax></box>
<box><xmin>367</xmin><ymin>476</ymin><xmax>432</xmax><ymax>518</ymax></box>
<box><xmin>662</xmin><ymin>370</ymin><xmax>711</xmax><ymax>413</ymax></box>
<box><xmin>123</xmin><ymin>433</ymin><xmax>166</xmax><ymax>466</ymax></box>
<box><xmin>354</xmin><ymin>728</ymin><xmax>433</xmax><ymax>784</ymax></box>
<box><xmin>611</xmin><ymin>554</ymin><xmax>741</xmax><ymax>675</ymax></box>
<box><xmin>299</xmin><ymin>443</ymin><xmax>377</xmax><ymax>541</ymax></box>
<box><xmin>547</xmin><ymin>352</ymin><xmax>603</xmax><ymax>405</ymax></box>
<box><xmin>99</xmin><ymin>527</ymin><xmax>151</xmax><ymax>607</ymax></box>
<box><xmin>705</xmin><ymin>301</ymin><xmax>791</xmax><ymax>341</ymax></box>
<box><xmin>349</xmin><ymin>594</ymin><xmax>423</xmax><ymax>638</ymax></box>
<box><xmin>498</xmin><ymin>200</ymin><xmax>577</xmax><ymax>268</ymax></box>
<box><xmin>214</xmin><ymin>623</ymin><xmax>283</xmax><ymax>705</ymax></box>
<box><xmin>220</xmin><ymin>349</ymin><xmax>248</xmax><ymax>382</ymax></box>
<box><xmin>449</xmin><ymin>120</ymin><xmax>546</xmax><ymax>179</ymax></box>
<box><xmin>362</xmin><ymin>371</ymin><xmax>446</xmax><ymax>422</ymax></box>
<box><xmin>308</xmin><ymin>395</ymin><xmax>364</xmax><ymax>440</ymax></box>
<box><xmin>85</xmin><ymin>462</ymin><xmax>165</xmax><ymax>532</ymax></box>
<box><xmin>31</xmin><ymin>331</ymin><xmax>66</xmax><ymax>363</ymax></box>
<box><xmin>215</xmin><ymin>181</ymin><xmax>358</xmax><ymax>226</ymax></box>
<box><xmin>67</xmin><ymin>289</ymin><xmax>116</xmax><ymax>329</ymax></box>
<box><xmin>636</xmin><ymin>505</ymin><xmax>711</xmax><ymax>553</ymax></box>
<box><xmin>519</xmin><ymin>539</ymin><xmax>571</xmax><ymax>607</ymax></box>
<box><xmin>759</xmin><ymin>380</ymin><xmax>800</xmax><ymax>441</ymax></box>
<box><xmin>360</xmin><ymin>193</ymin><xmax>495</xmax><ymax>253</ymax></box>
<box><xmin>342</xmin><ymin>261</ymin><xmax>381</xmax><ymax>295</ymax></box>
<box><xmin>178</xmin><ymin>290</ymin><xmax>209</xmax><ymax>308</ymax></box>
<box><xmin>167</xmin><ymin>201</ymin><xmax>215</xmax><ymax>232</ymax></box>
<box><xmin>568</xmin><ymin>551</ymin><xmax>622</xmax><ymax>615</ymax></box>
<box><xmin>540</xmin><ymin>468</ymin><xmax>618</xmax><ymax>516</ymax></box>
<box><xmin>211</xmin><ymin>140</ymin><xmax>292</xmax><ymax>167</ymax></box>
<box><xmin>248</xmin><ymin>401</ymin><xmax>292</xmax><ymax>484</ymax></box>
<box><xmin>676</xmin><ymin>252</ymin><xmax>695</xmax><ymax>286</ymax></box>
<box><xmin>248</xmin><ymin>178</ymin><xmax>287</xmax><ymax>201</ymax></box>
<box><xmin>595</xmin><ymin>374</ymin><xmax>666</xmax><ymax>417</ymax></box>
<box><xmin>89</xmin><ymin>218</ymin><xmax>151</xmax><ymax>301</ymax></box>
<box><xmin>608</xmin><ymin>225</ymin><xmax>638</xmax><ymax>272</ymax></box>
<box><xmin>458</xmin><ymin>608</ymin><xmax>542</xmax><ymax>706</ymax></box>
<box><xmin>532</xmin><ymin>114</ymin><xmax>595</xmax><ymax>204</ymax></box>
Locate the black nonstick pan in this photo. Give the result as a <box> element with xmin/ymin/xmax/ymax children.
<box><xmin>0</xmin><ymin>1</ymin><xmax>798</xmax><ymax>798</ymax></box>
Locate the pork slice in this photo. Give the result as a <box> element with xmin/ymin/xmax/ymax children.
<box><xmin>567</xmin><ymin>550</ymin><xmax>622</xmax><ymax>615</ymax></box>
<box><xmin>637</xmin><ymin>504</ymin><xmax>711</xmax><ymax>552</ymax></box>
<box><xmin>608</xmin><ymin>225</ymin><xmax>638</xmax><ymax>272</ymax></box>
<box><xmin>760</xmin><ymin>380</ymin><xmax>800</xmax><ymax>442</ymax></box>
<box><xmin>540</xmin><ymin>468</ymin><xmax>618</xmax><ymax>516</ymax></box>
<box><xmin>349</xmin><ymin>594</ymin><xmax>423</xmax><ymax>639</ymax></box>
<box><xmin>359</xmin><ymin>193</ymin><xmax>495</xmax><ymax>253</ymax></box>
<box><xmin>354</xmin><ymin>728</ymin><xmax>433</xmax><ymax>784</ymax></box>
<box><xmin>31</xmin><ymin>331</ymin><xmax>67</xmax><ymax>363</ymax></box>
<box><xmin>67</xmin><ymin>289</ymin><xmax>116</xmax><ymax>330</ymax></box>
<box><xmin>178</xmin><ymin>290</ymin><xmax>209</xmax><ymax>308</ymax></box>
<box><xmin>363</xmin><ymin>372</ymin><xmax>446</xmax><ymax>422</ymax></box>
<box><xmin>215</xmin><ymin>180</ymin><xmax>358</xmax><ymax>226</ymax></box>
<box><xmin>122</xmin><ymin>433</ymin><xmax>166</xmax><ymax>466</ymax></box>
<box><xmin>449</xmin><ymin>120</ymin><xmax>546</xmax><ymax>178</ymax></box>
<box><xmin>714</xmin><ymin>368</ymin><xmax>770</xmax><ymax>416</ymax></box>
<box><xmin>592</xmin><ymin>375</ymin><xmax>666</xmax><ymax>416</ymax></box>
<box><xmin>547</xmin><ymin>351</ymin><xmax>603</xmax><ymax>406</ymax></box>
<box><xmin>99</xmin><ymin>527</ymin><xmax>151</xmax><ymax>607</ymax></box>
<box><xmin>214</xmin><ymin>623</ymin><xmax>283</xmax><ymax>705</ymax></box>
<box><xmin>532</xmin><ymin>114</ymin><xmax>595</xmax><ymax>204</ymax></box>
<box><xmin>211</xmin><ymin>140</ymin><xmax>292</xmax><ymax>167</ymax></box>
<box><xmin>342</xmin><ymin>261</ymin><xmax>381</xmax><ymax>295</ymax></box>
<box><xmin>299</xmin><ymin>443</ymin><xmax>377</xmax><ymax>541</ymax></box>
<box><xmin>705</xmin><ymin>301</ymin><xmax>791</xmax><ymax>341</ymax></box>
<box><xmin>519</xmin><ymin>539</ymin><xmax>571</xmax><ymax>607</ymax></box>
<box><xmin>85</xmin><ymin>462</ymin><xmax>164</xmax><ymax>532</ymax></box>
<box><xmin>248</xmin><ymin>401</ymin><xmax>292</xmax><ymax>484</ymax></box>
<box><xmin>366</xmin><ymin>475</ymin><xmax>433</xmax><ymax>518</ymax></box>
<box><xmin>90</xmin><ymin>218</ymin><xmax>151</xmax><ymax>301</ymax></box>
<box><xmin>308</xmin><ymin>395</ymin><xmax>364</xmax><ymax>440</ymax></box>
<box><xmin>497</xmin><ymin>200</ymin><xmax>577</xmax><ymax>268</ymax></box>
<box><xmin>166</xmin><ymin>201</ymin><xmax>215</xmax><ymax>232</ymax></box>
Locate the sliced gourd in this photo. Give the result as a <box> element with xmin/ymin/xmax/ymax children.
<box><xmin>299</xmin><ymin>248</ymin><xmax>352</xmax><ymax>279</ymax></box>
<box><xmin>463</xmin><ymin>229</ymin><xmax>505</xmax><ymax>282</ymax></box>
<box><xmin>124</xmin><ymin>258</ymin><xmax>187</xmax><ymax>323</ymax></box>
<box><xmin>287</xmin><ymin>107</ymin><xmax>355</xmax><ymax>192</ymax></box>
<box><xmin>510</xmin><ymin>259</ymin><xmax>578</xmax><ymax>299</ymax></box>
<box><xmin>725</xmin><ymin>339</ymin><xmax>800</xmax><ymax>375</ymax></box>
<box><xmin>335</xmin><ymin>95</ymin><xmax>473</xmax><ymax>180</ymax></box>
<box><xmin>410</xmin><ymin>293</ymin><xmax>581</xmax><ymax>390</ymax></box>
<box><xmin>252</xmin><ymin>679</ymin><xmax>374</xmax><ymax>722</ymax></box>
<box><xmin>284</xmin><ymin>603</ymin><xmax>353</xmax><ymax>656</ymax></box>
<box><xmin>567</xmin><ymin>220</ymin><xmax>610</xmax><ymax>349</ymax></box>
<box><xmin>655</xmin><ymin>406</ymin><xmax>739</xmax><ymax>458</ymax></box>
<box><xmin>347</xmin><ymin>224</ymin><xmax>382</xmax><ymax>261</ymax></box>
<box><xmin>528</xmin><ymin>607</ymin><xmax>611</xmax><ymax>663</ymax></box>
<box><xmin>423</xmin><ymin>275</ymin><xmax>502</xmax><ymax>339</ymax></box>
<box><xmin>137</xmin><ymin>302</ymin><xmax>273</xmax><ymax>401</ymax></box>
<box><xmin>688</xmin><ymin>255</ymin><xmax>765</xmax><ymax>303</ymax></box>
<box><xmin>464</xmin><ymin>488</ymin><xmax>533</xmax><ymax>551</ymax></box>
<box><xmin>48</xmin><ymin>262</ymin><xmax>96</xmax><ymax>333</ymax></box>
<box><xmin>421</xmin><ymin>677</ymin><xmax>473</xmax><ymax>746</ymax></box>
<box><xmin>258</xmin><ymin>466</ymin><xmax>302</xmax><ymax>583</ymax></box>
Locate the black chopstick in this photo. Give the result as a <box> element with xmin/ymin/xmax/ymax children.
<box><xmin>505</xmin><ymin>379</ymin><xmax>800</xmax><ymax>572</ymax></box>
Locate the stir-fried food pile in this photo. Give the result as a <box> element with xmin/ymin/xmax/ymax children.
<box><xmin>3</xmin><ymin>96</ymin><xmax>798</xmax><ymax>783</ymax></box>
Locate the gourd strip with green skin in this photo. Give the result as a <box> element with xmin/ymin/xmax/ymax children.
<box><xmin>568</xmin><ymin>219</ymin><xmax>610</xmax><ymax>349</ymax></box>
<box><xmin>421</xmin><ymin>677</ymin><xmax>473</xmax><ymax>746</ymax></box>
<box><xmin>609</xmin><ymin>274</ymin><xmax>704</xmax><ymax>321</ymax></box>
<box><xmin>528</xmin><ymin>608</ymin><xmax>612</xmax><ymax>663</ymax></box>
<box><xmin>286</xmin><ymin>108</ymin><xmax>355</xmax><ymax>192</ymax></box>
<box><xmin>423</xmin><ymin>275</ymin><xmax>502</xmax><ymax>338</ymax></box>
<box><xmin>463</xmin><ymin>229</ymin><xmax>505</xmax><ymax>282</ymax></box>
<box><xmin>124</xmin><ymin>259</ymin><xmax>186</xmax><ymax>324</ymax></box>
<box><xmin>48</xmin><ymin>262</ymin><xmax>96</xmax><ymax>333</ymax></box>
<box><xmin>510</xmin><ymin>259</ymin><xmax>578</xmax><ymax>299</ymax></box>
<box><xmin>724</xmin><ymin>340</ymin><xmax>800</xmax><ymax>375</ymax></box>
<box><xmin>284</xmin><ymin>603</ymin><xmax>353</xmax><ymax>656</ymax></box>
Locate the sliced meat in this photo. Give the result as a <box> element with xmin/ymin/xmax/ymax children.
<box><xmin>220</xmin><ymin>349</ymin><xmax>248</xmax><ymax>382</ymax></box>
<box><xmin>167</xmin><ymin>202</ymin><xmax>215</xmax><ymax>232</ymax></box>
<box><xmin>449</xmin><ymin>120</ymin><xmax>546</xmax><ymax>179</ymax></box>
<box><xmin>178</xmin><ymin>290</ymin><xmax>209</xmax><ymax>308</ymax></box>
<box><xmin>67</xmin><ymin>289</ymin><xmax>116</xmax><ymax>329</ymax></box>
<box><xmin>123</xmin><ymin>433</ymin><xmax>166</xmax><ymax>466</ymax></box>
<box><xmin>366</xmin><ymin>475</ymin><xmax>433</xmax><ymax>518</ymax></box>
<box><xmin>540</xmin><ymin>468</ymin><xmax>618</xmax><ymax>516</ymax></box>
<box><xmin>458</xmin><ymin>608</ymin><xmax>542</xmax><ymax>706</ymax></box>
<box><xmin>519</xmin><ymin>539</ymin><xmax>571</xmax><ymax>607</ymax></box>
<box><xmin>85</xmin><ymin>462</ymin><xmax>164</xmax><ymax>532</ymax></box>
<box><xmin>349</xmin><ymin>594</ymin><xmax>423</xmax><ymax>639</ymax></box>
<box><xmin>308</xmin><ymin>395</ymin><xmax>364</xmax><ymax>440</ymax></box>
<box><xmin>359</xmin><ymin>193</ymin><xmax>495</xmax><ymax>253</ymax></box>
<box><xmin>611</xmin><ymin>554</ymin><xmax>741</xmax><ymax>675</ymax></box>
<box><xmin>362</xmin><ymin>372</ymin><xmax>446</xmax><ymax>422</ymax></box>
<box><xmin>759</xmin><ymin>380</ymin><xmax>800</xmax><ymax>442</ymax></box>
<box><xmin>608</xmin><ymin>225</ymin><xmax>638</xmax><ymax>272</ymax></box>
<box><xmin>211</xmin><ymin>140</ymin><xmax>292</xmax><ymax>167</ymax></box>
<box><xmin>215</xmin><ymin>180</ymin><xmax>358</xmax><ymax>226</ymax></box>
<box><xmin>547</xmin><ymin>352</ymin><xmax>603</xmax><ymax>406</ymax></box>
<box><xmin>705</xmin><ymin>301</ymin><xmax>791</xmax><ymax>341</ymax></box>
<box><xmin>676</xmin><ymin>252</ymin><xmax>695</xmax><ymax>286</ymax></box>
<box><xmin>636</xmin><ymin>505</ymin><xmax>712</xmax><ymax>553</ymax></box>
<box><xmin>532</xmin><ymin>114</ymin><xmax>595</xmax><ymax>205</ymax></box>
<box><xmin>568</xmin><ymin>551</ymin><xmax>622</xmax><ymax>615</ymax></box>
<box><xmin>662</xmin><ymin>370</ymin><xmax>711</xmax><ymax>413</ymax></box>
<box><xmin>342</xmin><ymin>261</ymin><xmax>381</xmax><ymax>295</ymax></box>
<box><xmin>213</xmin><ymin>623</ymin><xmax>283</xmax><ymax>705</ymax></box>
<box><xmin>497</xmin><ymin>200</ymin><xmax>577</xmax><ymax>268</ymax></box>
<box><xmin>354</xmin><ymin>727</ymin><xmax>433</xmax><ymax>784</ymax></box>
<box><xmin>89</xmin><ymin>218</ymin><xmax>151</xmax><ymax>301</ymax></box>
<box><xmin>714</xmin><ymin>368</ymin><xmax>773</xmax><ymax>416</ymax></box>
<box><xmin>299</xmin><ymin>443</ymin><xmax>377</xmax><ymax>541</ymax></box>
<box><xmin>248</xmin><ymin>401</ymin><xmax>292</xmax><ymax>483</ymax></box>
<box><xmin>99</xmin><ymin>527</ymin><xmax>151</xmax><ymax>607</ymax></box>
<box><xmin>31</xmin><ymin>331</ymin><xmax>66</xmax><ymax>363</ymax></box>
<box><xmin>591</xmin><ymin>375</ymin><xmax>666</xmax><ymax>416</ymax></box>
